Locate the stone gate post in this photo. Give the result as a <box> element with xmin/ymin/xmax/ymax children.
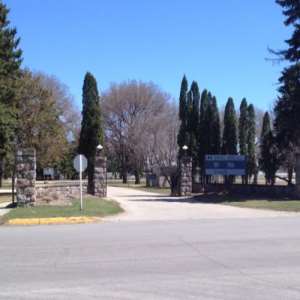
<box><xmin>179</xmin><ymin>156</ymin><xmax>192</xmax><ymax>196</ymax></box>
<box><xmin>16</xmin><ymin>148</ymin><xmax>36</xmax><ymax>206</ymax></box>
<box><xmin>93</xmin><ymin>151</ymin><xmax>107</xmax><ymax>197</ymax></box>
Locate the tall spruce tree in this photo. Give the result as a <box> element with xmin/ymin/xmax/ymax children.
<box><xmin>261</xmin><ymin>111</ymin><xmax>271</xmax><ymax>139</ymax></box>
<box><xmin>259</xmin><ymin>112</ymin><xmax>280</xmax><ymax>185</ymax></box>
<box><xmin>222</xmin><ymin>98</ymin><xmax>238</xmax><ymax>184</ymax></box>
<box><xmin>190</xmin><ymin>81</ymin><xmax>200</xmax><ymax>165</ymax></box>
<box><xmin>239</xmin><ymin>98</ymin><xmax>248</xmax><ymax>155</ymax></box>
<box><xmin>276</xmin><ymin>0</ymin><xmax>300</xmax><ymax>63</ymax></box>
<box><xmin>222</xmin><ymin>97</ymin><xmax>238</xmax><ymax>155</ymax></box>
<box><xmin>177</xmin><ymin>75</ymin><xmax>188</xmax><ymax>158</ymax></box>
<box><xmin>239</xmin><ymin>98</ymin><xmax>248</xmax><ymax>184</ymax></box>
<box><xmin>209</xmin><ymin>96</ymin><xmax>221</xmax><ymax>154</ymax></box>
<box><xmin>274</xmin><ymin>0</ymin><xmax>300</xmax><ymax>182</ymax></box>
<box><xmin>78</xmin><ymin>72</ymin><xmax>104</xmax><ymax>194</ymax></box>
<box><xmin>186</xmin><ymin>89</ymin><xmax>193</xmax><ymax>156</ymax></box>
<box><xmin>0</xmin><ymin>2</ymin><xmax>22</xmax><ymax>186</ymax></box>
<box><xmin>198</xmin><ymin>89</ymin><xmax>210</xmax><ymax>174</ymax></box>
<box><xmin>246</xmin><ymin>104</ymin><xmax>257</xmax><ymax>183</ymax></box>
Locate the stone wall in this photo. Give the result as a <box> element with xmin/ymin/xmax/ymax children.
<box><xmin>179</xmin><ymin>156</ymin><xmax>192</xmax><ymax>196</ymax></box>
<box><xmin>36</xmin><ymin>181</ymin><xmax>87</xmax><ymax>205</ymax></box>
<box><xmin>93</xmin><ymin>153</ymin><xmax>107</xmax><ymax>197</ymax></box>
<box><xmin>16</xmin><ymin>148</ymin><xmax>36</xmax><ymax>206</ymax></box>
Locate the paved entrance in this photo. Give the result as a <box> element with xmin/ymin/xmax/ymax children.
<box><xmin>106</xmin><ymin>186</ymin><xmax>295</xmax><ymax>221</ymax></box>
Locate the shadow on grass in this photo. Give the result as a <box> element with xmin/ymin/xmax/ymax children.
<box><xmin>4</xmin><ymin>202</ymin><xmax>17</xmax><ymax>208</ymax></box>
<box><xmin>127</xmin><ymin>192</ymin><xmax>298</xmax><ymax>204</ymax></box>
<box><xmin>195</xmin><ymin>192</ymin><xmax>300</xmax><ymax>203</ymax></box>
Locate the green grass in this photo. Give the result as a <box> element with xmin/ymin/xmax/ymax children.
<box><xmin>193</xmin><ymin>193</ymin><xmax>300</xmax><ymax>212</ymax></box>
<box><xmin>0</xmin><ymin>195</ymin><xmax>12</xmax><ymax>204</ymax></box>
<box><xmin>108</xmin><ymin>180</ymin><xmax>170</xmax><ymax>195</ymax></box>
<box><xmin>2</xmin><ymin>197</ymin><xmax>123</xmax><ymax>222</ymax></box>
<box><xmin>224</xmin><ymin>199</ymin><xmax>300</xmax><ymax>212</ymax></box>
<box><xmin>0</xmin><ymin>180</ymin><xmax>12</xmax><ymax>189</ymax></box>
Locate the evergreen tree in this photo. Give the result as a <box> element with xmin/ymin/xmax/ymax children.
<box><xmin>222</xmin><ymin>97</ymin><xmax>238</xmax><ymax>155</ymax></box>
<box><xmin>0</xmin><ymin>2</ymin><xmax>22</xmax><ymax>106</ymax></box>
<box><xmin>275</xmin><ymin>65</ymin><xmax>300</xmax><ymax>149</ymax></box>
<box><xmin>222</xmin><ymin>98</ymin><xmax>238</xmax><ymax>184</ymax></box>
<box><xmin>238</xmin><ymin>98</ymin><xmax>248</xmax><ymax>184</ymax></box>
<box><xmin>0</xmin><ymin>2</ymin><xmax>22</xmax><ymax>186</ymax></box>
<box><xmin>198</xmin><ymin>89</ymin><xmax>210</xmax><ymax>174</ymax></box>
<box><xmin>260</xmin><ymin>111</ymin><xmax>271</xmax><ymax>139</ymax></box>
<box><xmin>239</xmin><ymin>98</ymin><xmax>248</xmax><ymax>155</ymax></box>
<box><xmin>177</xmin><ymin>75</ymin><xmax>188</xmax><ymax>158</ymax></box>
<box><xmin>246</xmin><ymin>104</ymin><xmax>257</xmax><ymax>182</ymax></box>
<box><xmin>276</xmin><ymin>0</ymin><xmax>300</xmax><ymax>62</ymax></box>
<box><xmin>209</xmin><ymin>96</ymin><xmax>221</xmax><ymax>154</ymax></box>
<box><xmin>186</xmin><ymin>89</ymin><xmax>193</xmax><ymax>156</ymax></box>
<box><xmin>259</xmin><ymin>112</ymin><xmax>280</xmax><ymax>185</ymax></box>
<box><xmin>78</xmin><ymin>72</ymin><xmax>104</xmax><ymax>194</ymax></box>
<box><xmin>190</xmin><ymin>81</ymin><xmax>200</xmax><ymax>164</ymax></box>
<box><xmin>274</xmin><ymin>0</ymin><xmax>300</xmax><ymax>168</ymax></box>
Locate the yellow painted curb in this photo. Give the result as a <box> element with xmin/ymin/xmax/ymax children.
<box><xmin>7</xmin><ymin>216</ymin><xmax>101</xmax><ymax>225</ymax></box>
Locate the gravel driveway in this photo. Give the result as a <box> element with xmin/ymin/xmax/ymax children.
<box><xmin>106</xmin><ymin>186</ymin><xmax>295</xmax><ymax>221</ymax></box>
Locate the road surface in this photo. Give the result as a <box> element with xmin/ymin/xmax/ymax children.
<box><xmin>1</xmin><ymin>218</ymin><xmax>300</xmax><ymax>299</ymax></box>
<box><xmin>1</xmin><ymin>186</ymin><xmax>300</xmax><ymax>299</ymax></box>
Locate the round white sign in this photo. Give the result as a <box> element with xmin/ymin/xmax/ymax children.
<box><xmin>73</xmin><ymin>154</ymin><xmax>88</xmax><ymax>172</ymax></box>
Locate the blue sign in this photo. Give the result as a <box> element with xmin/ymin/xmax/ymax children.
<box><xmin>205</xmin><ymin>155</ymin><xmax>246</xmax><ymax>176</ymax></box>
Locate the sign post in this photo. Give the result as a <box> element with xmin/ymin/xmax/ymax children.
<box><xmin>73</xmin><ymin>154</ymin><xmax>87</xmax><ymax>210</ymax></box>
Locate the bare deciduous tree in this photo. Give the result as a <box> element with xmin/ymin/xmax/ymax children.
<box><xmin>103</xmin><ymin>80</ymin><xmax>178</xmax><ymax>184</ymax></box>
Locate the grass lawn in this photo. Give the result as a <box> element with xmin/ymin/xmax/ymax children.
<box><xmin>0</xmin><ymin>194</ymin><xmax>12</xmax><ymax>204</ymax></box>
<box><xmin>224</xmin><ymin>199</ymin><xmax>300</xmax><ymax>212</ymax></box>
<box><xmin>2</xmin><ymin>197</ymin><xmax>123</xmax><ymax>222</ymax></box>
<box><xmin>194</xmin><ymin>193</ymin><xmax>300</xmax><ymax>212</ymax></box>
<box><xmin>0</xmin><ymin>180</ymin><xmax>12</xmax><ymax>189</ymax></box>
<box><xmin>108</xmin><ymin>180</ymin><xmax>170</xmax><ymax>195</ymax></box>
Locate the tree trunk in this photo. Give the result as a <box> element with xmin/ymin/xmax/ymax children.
<box><xmin>122</xmin><ymin>169</ymin><xmax>127</xmax><ymax>184</ymax></box>
<box><xmin>170</xmin><ymin>171</ymin><xmax>179</xmax><ymax>196</ymax></box>
<box><xmin>242</xmin><ymin>175</ymin><xmax>246</xmax><ymax>185</ymax></box>
<box><xmin>87</xmin><ymin>157</ymin><xmax>95</xmax><ymax>194</ymax></box>
<box><xmin>0</xmin><ymin>155</ymin><xmax>3</xmax><ymax>188</ymax></box>
<box><xmin>134</xmin><ymin>170</ymin><xmax>140</xmax><ymax>184</ymax></box>
<box><xmin>12</xmin><ymin>171</ymin><xmax>15</xmax><ymax>204</ymax></box>
<box><xmin>287</xmin><ymin>167</ymin><xmax>293</xmax><ymax>186</ymax></box>
<box><xmin>253</xmin><ymin>170</ymin><xmax>258</xmax><ymax>185</ymax></box>
<box><xmin>296</xmin><ymin>152</ymin><xmax>300</xmax><ymax>196</ymax></box>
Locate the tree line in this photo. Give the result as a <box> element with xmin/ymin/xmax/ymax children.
<box><xmin>177</xmin><ymin>75</ymin><xmax>259</xmax><ymax>184</ymax></box>
<box><xmin>0</xmin><ymin>2</ymin><xmax>80</xmax><ymax>185</ymax></box>
<box><xmin>0</xmin><ymin>0</ymin><xmax>298</xmax><ymax>191</ymax></box>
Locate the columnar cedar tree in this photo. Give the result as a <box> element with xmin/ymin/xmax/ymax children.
<box><xmin>177</xmin><ymin>75</ymin><xmax>188</xmax><ymax>159</ymax></box>
<box><xmin>78</xmin><ymin>72</ymin><xmax>104</xmax><ymax>194</ymax></box>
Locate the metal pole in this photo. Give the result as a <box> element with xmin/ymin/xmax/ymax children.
<box><xmin>80</xmin><ymin>155</ymin><xmax>83</xmax><ymax>210</ymax></box>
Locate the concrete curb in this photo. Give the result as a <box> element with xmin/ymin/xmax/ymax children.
<box><xmin>7</xmin><ymin>216</ymin><xmax>101</xmax><ymax>226</ymax></box>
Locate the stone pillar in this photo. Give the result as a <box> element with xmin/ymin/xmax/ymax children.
<box><xmin>16</xmin><ymin>148</ymin><xmax>36</xmax><ymax>206</ymax></box>
<box><xmin>295</xmin><ymin>152</ymin><xmax>300</xmax><ymax>197</ymax></box>
<box><xmin>93</xmin><ymin>152</ymin><xmax>107</xmax><ymax>197</ymax></box>
<box><xmin>179</xmin><ymin>156</ymin><xmax>192</xmax><ymax>196</ymax></box>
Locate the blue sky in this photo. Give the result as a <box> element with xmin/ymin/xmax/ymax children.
<box><xmin>6</xmin><ymin>0</ymin><xmax>289</xmax><ymax>111</ymax></box>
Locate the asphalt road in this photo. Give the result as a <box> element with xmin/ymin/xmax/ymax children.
<box><xmin>1</xmin><ymin>217</ymin><xmax>300</xmax><ymax>299</ymax></box>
